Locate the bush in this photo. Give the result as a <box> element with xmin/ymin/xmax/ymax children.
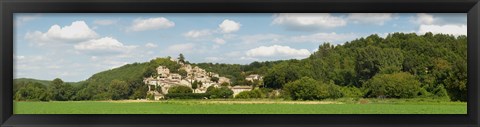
<box><xmin>363</xmin><ymin>72</ymin><xmax>421</xmax><ymax>98</ymax></box>
<box><xmin>340</xmin><ymin>86</ymin><xmax>363</xmax><ymax>98</ymax></box>
<box><xmin>283</xmin><ymin>77</ymin><xmax>343</xmax><ymax>100</ymax></box>
<box><xmin>235</xmin><ymin>89</ymin><xmax>264</xmax><ymax>99</ymax></box>
<box><xmin>146</xmin><ymin>93</ymin><xmax>155</xmax><ymax>100</ymax></box>
<box><xmin>206</xmin><ymin>86</ymin><xmax>234</xmax><ymax>99</ymax></box>
<box><xmin>168</xmin><ymin>85</ymin><xmax>193</xmax><ymax>94</ymax></box>
<box><xmin>165</xmin><ymin>93</ymin><xmax>210</xmax><ymax>99</ymax></box>
<box><xmin>14</xmin><ymin>83</ymin><xmax>49</xmax><ymax>101</ymax></box>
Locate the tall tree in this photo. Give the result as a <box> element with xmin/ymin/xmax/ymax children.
<box><xmin>178</xmin><ymin>53</ymin><xmax>185</xmax><ymax>63</ymax></box>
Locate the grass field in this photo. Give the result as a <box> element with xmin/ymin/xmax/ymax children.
<box><xmin>14</xmin><ymin>99</ymin><xmax>467</xmax><ymax>114</ymax></box>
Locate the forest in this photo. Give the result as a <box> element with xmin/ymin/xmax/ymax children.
<box><xmin>13</xmin><ymin>32</ymin><xmax>467</xmax><ymax>102</ymax></box>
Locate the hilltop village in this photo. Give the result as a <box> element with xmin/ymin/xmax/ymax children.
<box><xmin>143</xmin><ymin>58</ymin><xmax>262</xmax><ymax>100</ymax></box>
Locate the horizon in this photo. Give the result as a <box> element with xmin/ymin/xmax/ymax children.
<box><xmin>14</xmin><ymin>13</ymin><xmax>467</xmax><ymax>82</ymax></box>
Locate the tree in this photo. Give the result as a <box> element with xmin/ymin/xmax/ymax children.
<box><xmin>178</xmin><ymin>69</ymin><xmax>188</xmax><ymax>79</ymax></box>
<box><xmin>191</xmin><ymin>80</ymin><xmax>198</xmax><ymax>93</ymax></box>
<box><xmin>48</xmin><ymin>78</ymin><xmax>75</xmax><ymax>101</ymax></box>
<box><xmin>363</xmin><ymin>72</ymin><xmax>421</xmax><ymax>98</ymax></box>
<box><xmin>108</xmin><ymin>80</ymin><xmax>130</xmax><ymax>100</ymax></box>
<box><xmin>444</xmin><ymin>59</ymin><xmax>467</xmax><ymax>101</ymax></box>
<box><xmin>206</xmin><ymin>86</ymin><xmax>233</xmax><ymax>99</ymax></box>
<box><xmin>168</xmin><ymin>85</ymin><xmax>193</xmax><ymax>94</ymax></box>
<box><xmin>14</xmin><ymin>82</ymin><xmax>48</xmax><ymax>101</ymax></box>
<box><xmin>283</xmin><ymin>77</ymin><xmax>341</xmax><ymax>100</ymax></box>
<box><xmin>220</xmin><ymin>82</ymin><xmax>230</xmax><ymax>87</ymax></box>
<box><xmin>210</xmin><ymin>77</ymin><xmax>219</xmax><ymax>83</ymax></box>
<box><xmin>178</xmin><ymin>53</ymin><xmax>185</xmax><ymax>63</ymax></box>
<box><xmin>355</xmin><ymin>46</ymin><xmax>404</xmax><ymax>86</ymax></box>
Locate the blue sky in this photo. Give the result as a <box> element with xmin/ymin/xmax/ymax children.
<box><xmin>13</xmin><ymin>13</ymin><xmax>467</xmax><ymax>82</ymax></box>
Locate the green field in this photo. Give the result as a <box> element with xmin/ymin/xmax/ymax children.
<box><xmin>14</xmin><ymin>99</ymin><xmax>467</xmax><ymax>114</ymax></box>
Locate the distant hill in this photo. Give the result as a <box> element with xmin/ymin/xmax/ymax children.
<box><xmin>14</xmin><ymin>78</ymin><xmax>83</xmax><ymax>86</ymax></box>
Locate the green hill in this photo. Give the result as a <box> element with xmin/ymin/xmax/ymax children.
<box><xmin>13</xmin><ymin>32</ymin><xmax>467</xmax><ymax>102</ymax></box>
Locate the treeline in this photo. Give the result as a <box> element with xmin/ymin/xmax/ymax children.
<box><xmin>14</xmin><ymin>32</ymin><xmax>467</xmax><ymax>102</ymax></box>
<box><xmin>193</xmin><ymin>32</ymin><xmax>467</xmax><ymax>101</ymax></box>
<box><xmin>261</xmin><ymin>32</ymin><xmax>466</xmax><ymax>101</ymax></box>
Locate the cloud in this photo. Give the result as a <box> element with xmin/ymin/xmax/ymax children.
<box><xmin>246</xmin><ymin>45</ymin><xmax>311</xmax><ymax>58</ymax></box>
<box><xmin>74</xmin><ymin>37</ymin><xmax>137</xmax><ymax>55</ymax></box>
<box><xmin>213</xmin><ymin>38</ymin><xmax>226</xmax><ymax>45</ymax></box>
<box><xmin>25</xmin><ymin>21</ymin><xmax>98</xmax><ymax>46</ymax></box>
<box><xmin>166</xmin><ymin>43</ymin><xmax>195</xmax><ymax>53</ymax></box>
<box><xmin>290</xmin><ymin>32</ymin><xmax>358</xmax><ymax>44</ymax></box>
<box><xmin>241</xmin><ymin>34</ymin><xmax>282</xmax><ymax>44</ymax></box>
<box><xmin>219</xmin><ymin>19</ymin><xmax>241</xmax><ymax>33</ymax></box>
<box><xmin>15</xmin><ymin>14</ymin><xmax>41</xmax><ymax>26</ymax></box>
<box><xmin>411</xmin><ymin>13</ymin><xmax>435</xmax><ymax>25</ymax></box>
<box><xmin>347</xmin><ymin>13</ymin><xmax>393</xmax><ymax>25</ymax></box>
<box><xmin>145</xmin><ymin>43</ymin><xmax>158</xmax><ymax>48</ymax></box>
<box><xmin>272</xmin><ymin>13</ymin><xmax>347</xmax><ymax>31</ymax></box>
<box><xmin>93</xmin><ymin>19</ymin><xmax>117</xmax><ymax>25</ymax></box>
<box><xmin>184</xmin><ymin>29</ymin><xmax>212</xmax><ymax>38</ymax></box>
<box><xmin>417</xmin><ymin>24</ymin><xmax>467</xmax><ymax>36</ymax></box>
<box><xmin>129</xmin><ymin>17</ymin><xmax>175</xmax><ymax>32</ymax></box>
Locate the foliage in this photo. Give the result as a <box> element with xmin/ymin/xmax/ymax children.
<box><xmin>48</xmin><ymin>78</ymin><xmax>76</xmax><ymax>101</ymax></box>
<box><xmin>168</xmin><ymin>86</ymin><xmax>193</xmax><ymax>94</ymax></box>
<box><xmin>108</xmin><ymin>80</ymin><xmax>131</xmax><ymax>100</ymax></box>
<box><xmin>206</xmin><ymin>86</ymin><xmax>234</xmax><ymax>99</ymax></box>
<box><xmin>283</xmin><ymin>77</ymin><xmax>343</xmax><ymax>100</ymax></box>
<box><xmin>165</xmin><ymin>93</ymin><xmax>210</xmax><ymax>99</ymax></box>
<box><xmin>14</xmin><ymin>82</ymin><xmax>49</xmax><ymax>101</ymax></box>
<box><xmin>363</xmin><ymin>72</ymin><xmax>421</xmax><ymax>98</ymax></box>
<box><xmin>235</xmin><ymin>89</ymin><xmax>265</xmax><ymax>99</ymax></box>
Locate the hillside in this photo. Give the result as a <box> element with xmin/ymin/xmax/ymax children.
<box><xmin>14</xmin><ymin>32</ymin><xmax>468</xmax><ymax>102</ymax></box>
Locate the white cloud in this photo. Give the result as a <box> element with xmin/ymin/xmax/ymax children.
<box><xmin>290</xmin><ymin>32</ymin><xmax>358</xmax><ymax>44</ymax></box>
<box><xmin>213</xmin><ymin>38</ymin><xmax>226</xmax><ymax>45</ymax></box>
<box><xmin>74</xmin><ymin>37</ymin><xmax>137</xmax><ymax>55</ymax></box>
<box><xmin>129</xmin><ymin>17</ymin><xmax>175</xmax><ymax>32</ymax></box>
<box><xmin>15</xmin><ymin>14</ymin><xmax>41</xmax><ymax>26</ymax></box>
<box><xmin>25</xmin><ymin>21</ymin><xmax>98</xmax><ymax>46</ymax></box>
<box><xmin>417</xmin><ymin>24</ymin><xmax>467</xmax><ymax>36</ymax></box>
<box><xmin>93</xmin><ymin>19</ymin><xmax>117</xmax><ymax>25</ymax></box>
<box><xmin>246</xmin><ymin>45</ymin><xmax>311</xmax><ymax>58</ymax></box>
<box><xmin>241</xmin><ymin>34</ymin><xmax>282</xmax><ymax>44</ymax></box>
<box><xmin>272</xmin><ymin>13</ymin><xmax>346</xmax><ymax>30</ymax></box>
<box><xmin>219</xmin><ymin>19</ymin><xmax>241</xmax><ymax>33</ymax></box>
<box><xmin>184</xmin><ymin>29</ymin><xmax>212</xmax><ymax>38</ymax></box>
<box><xmin>347</xmin><ymin>13</ymin><xmax>393</xmax><ymax>25</ymax></box>
<box><xmin>412</xmin><ymin>13</ymin><xmax>435</xmax><ymax>25</ymax></box>
<box><xmin>145</xmin><ymin>43</ymin><xmax>158</xmax><ymax>48</ymax></box>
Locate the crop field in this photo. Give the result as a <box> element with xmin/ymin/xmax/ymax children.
<box><xmin>14</xmin><ymin>99</ymin><xmax>467</xmax><ymax>114</ymax></box>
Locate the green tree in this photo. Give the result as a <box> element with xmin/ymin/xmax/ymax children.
<box><xmin>178</xmin><ymin>53</ymin><xmax>185</xmax><ymax>63</ymax></box>
<box><xmin>168</xmin><ymin>85</ymin><xmax>193</xmax><ymax>94</ymax></box>
<box><xmin>363</xmin><ymin>72</ymin><xmax>421</xmax><ymax>98</ymax></box>
<box><xmin>191</xmin><ymin>80</ymin><xmax>198</xmax><ymax>93</ymax></box>
<box><xmin>178</xmin><ymin>69</ymin><xmax>188</xmax><ymax>79</ymax></box>
<box><xmin>108</xmin><ymin>80</ymin><xmax>130</xmax><ymax>100</ymax></box>
<box><xmin>206</xmin><ymin>86</ymin><xmax>233</xmax><ymax>99</ymax></box>
<box><xmin>48</xmin><ymin>78</ymin><xmax>75</xmax><ymax>101</ymax></box>
<box><xmin>210</xmin><ymin>77</ymin><xmax>219</xmax><ymax>83</ymax></box>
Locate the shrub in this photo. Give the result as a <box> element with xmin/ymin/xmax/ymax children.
<box><xmin>165</xmin><ymin>93</ymin><xmax>210</xmax><ymax>99</ymax></box>
<box><xmin>235</xmin><ymin>89</ymin><xmax>264</xmax><ymax>99</ymax></box>
<box><xmin>146</xmin><ymin>93</ymin><xmax>154</xmax><ymax>100</ymax></box>
<box><xmin>283</xmin><ymin>77</ymin><xmax>344</xmax><ymax>100</ymax></box>
<box><xmin>206</xmin><ymin>86</ymin><xmax>233</xmax><ymax>99</ymax></box>
<box><xmin>363</xmin><ymin>72</ymin><xmax>421</xmax><ymax>98</ymax></box>
<box><xmin>340</xmin><ymin>86</ymin><xmax>363</xmax><ymax>98</ymax></box>
<box><xmin>168</xmin><ymin>85</ymin><xmax>193</xmax><ymax>94</ymax></box>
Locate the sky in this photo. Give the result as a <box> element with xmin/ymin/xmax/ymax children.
<box><xmin>13</xmin><ymin>13</ymin><xmax>467</xmax><ymax>82</ymax></box>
